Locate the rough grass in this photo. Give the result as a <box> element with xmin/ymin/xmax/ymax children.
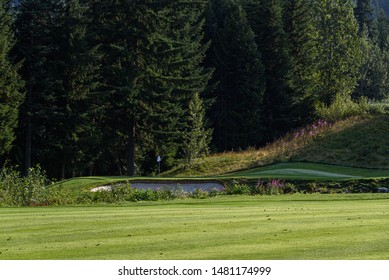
<box><xmin>293</xmin><ymin>115</ymin><xmax>389</xmax><ymax>168</ymax></box>
<box><xmin>165</xmin><ymin>114</ymin><xmax>389</xmax><ymax>177</ymax></box>
<box><xmin>1</xmin><ymin>194</ymin><xmax>388</xmax><ymax>260</ymax></box>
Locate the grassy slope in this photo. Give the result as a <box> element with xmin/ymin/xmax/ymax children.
<box><xmin>1</xmin><ymin>194</ymin><xmax>389</xmax><ymax>260</ymax></box>
<box><xmin>293</xmin><ymin>114</ymin><xmax>389</xmax><ymax>168</ymax></box>
<box><xmin>165</xmin><ymin>114</ymin><xmax>389</xmax><ymax>177</ymax></box>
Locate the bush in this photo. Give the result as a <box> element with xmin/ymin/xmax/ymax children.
<box><xmin>316</xmin><ymin>94</ymin><xmax>369</xmax><ymax>122</ymax></box>
<box><xmin>0</xmin><ymin>165</ymin><xmax>55</xmax><ymax>206</ymax></box>
<box><xmin>255</xmin><ymin>179</ymin><xmax>288</xmax><ymax>195</ymax></box>
<box><xmin>190</xmin><ymin>188</ymin><xmax>209</xmax><ymax>199</ymax></box>
<box><xmin>225</xmin><ymin>180</ymin><xmax>252</xmax><ymax>195</ymax></box>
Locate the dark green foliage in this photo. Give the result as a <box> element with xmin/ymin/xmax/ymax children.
<box><xmin>377</xmin><ymin>9</ymin><xmax>389</xmax><ymax>50</ymax></box>
<box><xmin>13</xmin><ymin>0</ymin><xmax>100</xmax><ymax>178</ymax></box>
<box><xmin>183</xmin><ymin>92</ymin><xmax>212</xmax><ymax>169</ymax></box>
<box><xmin>244</xmin><ymin>0</ymin><xmax>294</xmax><ymax>142</ymax></box>
<box><xmin>0</xmin><ymin>0</ymin><xmax>24</xmax><ymax>157</ymax></box>
<box><xmin>284</xmin><ymin>0</ymin><xmax>318</xmax><ymax>125</ymax></box>
<box><xmin>313</xmin><ymin>0</ymin><xmax>362</xmax><ymax>106</ymax></box>
<box><xmin>5</xmin><ymin>0</ymin><xmax>389</xmax><ymax>179</ymax></box>
<box><xmin>88</xmin><ymin>0</ymin><xmax>212</xmax><ymax>176</ymax></box>
<box><xmin>354</xmin><ymin>36</ymin><xmax>389</xmax><ymax>101</ymax></box>
<box><xmin>354</xmin><ymin>0</ymin><xmax>375</xmax><ymax>37</ymax></box>
<box><xmin>206</xmin><ymin>0</ymin><xmax>265</xmax><ymax>150</ymax></box>
<box><xmin>53</xmin><ymin>0</ymin><xmax>101</xmax><ymax>178</ymax></box>
<box><xmin>13</xmin><ymin>0</ymin><xmax>64</xmax><ymax>174</ymax></box>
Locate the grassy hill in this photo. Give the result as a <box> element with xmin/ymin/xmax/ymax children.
<box><xmin>165</xmin><ymin>113</ymin><xmax>389</xmax><ymax>177</ymax></box>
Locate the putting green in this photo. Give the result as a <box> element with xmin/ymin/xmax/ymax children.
<box><xmin>248</xmin><ymin>168</ymin><xmax>358</xmax><ymax>179</ymax></box>
<box><xmin>230</xmin><ymin>162</ymin><xmax>389</xmax><ymax>180</ymax></box>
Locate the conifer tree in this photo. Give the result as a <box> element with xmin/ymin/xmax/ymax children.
<box><xmin>249</xmin><ymin>0</ymin><xmax>293</xmax><ymax>141</ymax></box>
<box><xmin>183</xmin><ymin>92</ymin><xmax>212</xmax><ymax>169</ymax></box>
<box><xmin>13</xmin><ymin>0</ymin><xmax>63</xmax><ymax>174</ymax></box>
<box><xmin>284</xmin><ymin>0</ymin><xmax>318</xmax><ymax>125</ymax></box>
<box><xmin>377</xmin><ymin>8</ymin><xmax>389</xmax><ymax>50</ymax></box>
<box><xmin>54</xmin><ymin>0</ymin><xmax>101</xmax><ymax>178</ymax></box>
<box><xmin>0</xmin><ymin>0</ymin><xmax>24</xmax><ymax>158</ymax></box>
<box><xmin>206</xmin><ymin>0</ymin><xmax>265</xmax><ymax>150</ymax></box>
<box><xmin>354</xmin><ymin>0</ymin><xmax>375</xmax><ymax>37</ymax></box>
<box><xmin>88</xmin><ymin>0</ymin><xmax>212</xmax><ymax>176</ymax></box>
<box><xmin>145</xmin><ymin>0</ymin><xmax>213</xmax><ymax>172</ymax></box>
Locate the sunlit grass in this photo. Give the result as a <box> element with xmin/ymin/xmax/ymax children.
<box><xmin>1</xmin><ymin>194</ymin><xmax>388</xmax><ymax>260</ymax></box>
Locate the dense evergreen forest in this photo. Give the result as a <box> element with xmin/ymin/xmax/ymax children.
<box><xmin>1</xmin><ymin>0</ymin><xmax>389</xmax><ymax>178</ymax></box>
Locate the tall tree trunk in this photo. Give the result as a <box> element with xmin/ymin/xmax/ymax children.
<box><xmin>24</xmin><ymin>65</ymin><xmax>32</xmax><ymax>175</ymax></box>
<box><xmin>61</xmin><ymin>158</ymin><xmax>66</xmax><ymax>179</ymax></box>
<box><xmin>127</xmin><ymin>118</ymin><xmax>135</xmax><ymax>176</ymax></box>
<box><xmin>24</xmin><ymin>112</ymin><xmax>31</xmax><ymax>174</ymax></box>
<box><xmin>24</xmin><ymin>25</ymin><xmax>33</xmax><ymax>175</ymax></box>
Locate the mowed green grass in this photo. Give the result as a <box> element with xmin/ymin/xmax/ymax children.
<box><xmin>1</xmin><ymin>194</ymin><xmax>389</xmax><ymax>260</ymax></box>
<box><xmin>230</xmin><ymin>162</ymin><xmax>389</xmax><ymax>180</ymax></box>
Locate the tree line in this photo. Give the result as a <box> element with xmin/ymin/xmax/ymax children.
<box><xmin>1</xmin><ymin>0</ymin><xmax>389</xmax><ymax>178</ymax></box>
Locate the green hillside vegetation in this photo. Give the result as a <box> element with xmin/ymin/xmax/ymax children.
<box><xmin>165</xmin><ymin>113</ymin><xmax>389</xmax><ymax>177</ymax></box>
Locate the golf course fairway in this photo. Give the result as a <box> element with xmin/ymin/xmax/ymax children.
<box><xmin>1</xmin><ymin>194</ymin><xmax>389</xmax><ymax>260</ymax></box>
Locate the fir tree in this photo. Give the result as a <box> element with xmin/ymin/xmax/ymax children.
<box><xmin>0</xmin><ymin>0</ymin><xmax>24</xmax><ymax>158</ymax></box>
<box><xmin>251</xmin><ymin>0</ymin><xmax>293</xmax><ymax>141</ymax></box>
<box><xmin>206</xmin><ymin>0</ymin><xmax>265</xmax><ymax>150</ymax></box>
<box><xmin>54</xmin><ymin>0</ymin><xmax>101</xmax><ymax>178</ymax></box>
<box><xmin>354</xmin><ymin>0</ymin><xmax>375</xmax><ymax>37</ymax></box>
<box><xmin>88</xmin><ymin>0</ymin><xmax>212</xmax><ymax>176</ymax></box>
<box><xmin>183</xmin><ymin>92</ymin><xmax>212</xmax><ymax>170</ymax></box>
<box><xmin>284</xmin><ymin>0</ymin><xmax>318</xmax><ymax>125</ymax></box>
<box><xmin>13</xmin><ymin>0</ymin><xmax>63</xmax><ymax>174</ymax></box>
<box><xmin>145</xmin><ymin>0</ymin><xmax>213</xmax><ymax>172</ymax></box>
<box><xmin>377</xmin><ymin>8</ymin><xmax>389</xmax><ymax>50</ymax></box>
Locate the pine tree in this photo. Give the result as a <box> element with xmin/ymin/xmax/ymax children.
<box><xmin>377</xmin><ymin>8</ymin><xmax>389</xmax><ymax>50</ymax></box>
<box><xmin>249</xmin><ymin>0</ymin><xmax>293</xmax><ymax>141</ymax></box>
<box><xmin>354</xmin><ymin>0</ymin><xmax>375</xmax><ymax>37</ymax></box>
<box><xmin>144</xmin><ymin>0</ymin><xmax>213</xmax><ymax>172</ymax></box>
<box><xmin>0</xmin><ymin>0</ymin><xmax>24</xmax><ymax>158</ymax></box>
<box><xmin>284</xmin><ymin>0</ymin><xmax>318</xmax><ymax>125</ymax></box>
<box><xmin>88</xmin><ymin>0</ymin><xmax>212</xmax><ymax>176</ymax></box>
<box><xmin>13</xmin><ymin>0</ymin><xmax>63</xmax><ymax>174</ymax></box>
<box><xmin>54</xmin><ymin>0</ymin><xmax>101</xmax><ymax>178</ymax></box>
<box><xmin>206</xmin><ymin>0</ymin><xmax>265</xmax><ymax>151</ymax></box>
<box><xmin>183</xmin><ymin>92</ymin><xmax>212</xmax><ymax>170</ymax></box>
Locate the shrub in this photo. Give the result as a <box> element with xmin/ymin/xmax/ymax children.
<box><xmin>190</xmin><ymin>188</ymin><xmax>209</xmax><ymax>199</ymax></box>
<box><xmin>256</xmin><ymin>179</ymin><xmax>288</xmax><ymax>195</ymax></box>
<box><xmin>316</xmin><ymin>94</ymin><xmax>369</xmax><ymax>122</ymax></box>
<box><xmin>225</xmin><ymin>180</ymin><xmax>252</xmax><ymax>195</ymax></box>
<box><xmin>0</xmin><ymin>165</ymin><xmax>54</xmax><ymax>206</ymax></box>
